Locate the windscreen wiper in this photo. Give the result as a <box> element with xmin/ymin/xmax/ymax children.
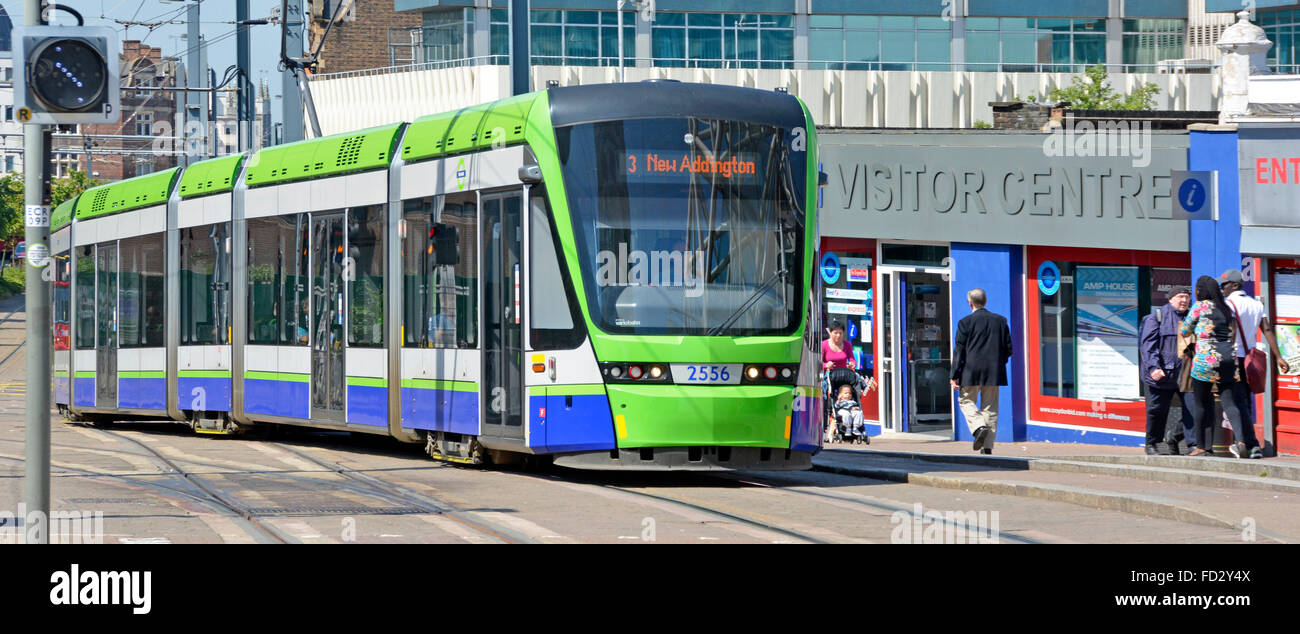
<box><xmin>705</xmin><ymin>267</ymin><xmax>788</xmax><ymax>337</ymax></box>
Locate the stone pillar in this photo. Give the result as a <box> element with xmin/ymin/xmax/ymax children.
<box><xmin>1216</xmin><ymin>10</ymin><xmax>1273</xmax><ymax>124</ymax></box>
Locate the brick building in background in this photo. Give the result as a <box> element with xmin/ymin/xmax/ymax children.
<box><xmin>75</xmin><ymin>40</ymin><xmax>180</xmax><ymax>181</ymax></box>
<box><xmin>307</xmin><ymin>0</ymin><xmax>420</xmax><ymax>74</ymax></box>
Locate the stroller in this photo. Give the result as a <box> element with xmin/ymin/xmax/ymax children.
<box><xmin>823</xmin><ymin>366</ymin><xmax>871</xmax><ymax>445</ymax></box>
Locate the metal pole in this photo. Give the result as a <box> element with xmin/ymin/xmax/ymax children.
<box><xmin>618</xmin><ymin>0</ymin><xmax>624</xmax><ymax>82</ymax></box>
<box><xmin>281</xmin><ymin>0</ymin><xmax>306</xmax><ymax>144</ymax></box>
<box><xmin>198</xmin><ymin>35</ymin><xmax>209</xmax><ymax>157</ymax></box>
<box><xmin>509</xmin><ymin>0</ymin><xmax>530</xmax><ymax>95</ymax></box>
<box><xmin>23</xmin><ymin>0</ymin><xmax>51</xmax><ymax>545</ymax></box>
<box><xmin>236</xmin><ymin>0</ymin><xmax>252</xmax><ymax>151</ymax></box>
<box><xmin>297</xmin><ymin>71</ymin><xmax>323</xmax><ymax>138</ymax></box>
<box><xmin>186</xmin><ymin>1</ymin><xmax>203</xmax><ymax>162</ymax></box>
<box><xmin>83</xmin><ymin>134</ymin><xmax>93</xmax><ymax>177</ymax></box>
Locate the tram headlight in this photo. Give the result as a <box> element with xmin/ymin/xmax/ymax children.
<box><xmin>609</xmin><ymin>366</ymin><xmax>623</xmax><ymax>378</ymax></box>
<box><xmin>746</xmin><ymin>366</ymin><xmax>760</xmax><ymax>380</ymax></box>
<box><xmin>649</xmin><ymin>365</ymin><xmax>663</xmax><ymax>379</ymax></box>
<box><xmin>781</xmin><ymin>368</ymin><xmax>793</xmax><ymax>379</ymax></box>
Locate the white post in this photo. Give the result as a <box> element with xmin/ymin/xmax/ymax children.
<box><xmin>1216</xmin><ymin>10</ymin><xmax>1273</xmax><ymax>124</ymax></box>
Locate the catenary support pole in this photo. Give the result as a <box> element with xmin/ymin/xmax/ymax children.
<box><xmin>23</xmin><ymin>0</ymin><xmax>51</xmax><ymax>545</ymax></box>
<box><xmin>237</xmin><ymin>0</ymin><xmax>252</xmax><ymax>150</ymax></box>
<box><xmin>281</xmin><ymin>0</ymin><xmax>305</xmax><ymax>143</ymax></box>
<box><xmin>186</xmin><ymin>1</ymin><xmax>203</xmax><ymax>162</ymax></box>
<box><xmin>510</xmin><ymin>0</ymin><xmax>530</xmax><ymax>96</ymax></box>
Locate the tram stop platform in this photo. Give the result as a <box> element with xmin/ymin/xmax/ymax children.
<box><xmin>814</xmin><ymin>438</ymin><xmax>1300</xmax><ymax>543</ymax></box>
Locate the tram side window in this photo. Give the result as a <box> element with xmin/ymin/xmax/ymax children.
<box><xmin>347</xmin><ymin>205</ymin><xmax>385</xmax><ymax>347</ymax></box>
<box><xmin>180</xmin><ymin>223</ymin><xmax>231</xmax><ymax>345</ymax></box>
<box><xmin>402</xmin><ymin>194</ymin><xmax>478</xmax><ymax>349</ymax></box>
<box><xmin>118</xmin><ymin>234</ymin><xmax>166</xmax><ymax>348</ymax></box>
<box><xmin>529</xmin><ymin>191</ymin><xmax>584</xmax><ymax>350</ymax></box>
<box><xmin>247</xmin><ymin>215</ymin><xmax>310</xmax><ymax>345</ymax></box>
<box><xmin>75</xmin><ymin>246</ymin><xmax>96</xmax><ymax>349</ymax></box>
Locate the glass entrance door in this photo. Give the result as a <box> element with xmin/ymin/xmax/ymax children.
<box><xmin>310</xmin><ymin>214</ymin><xmax>346</xmax><ymax>421</ymax></box>
<box><xmin>481</xmin><ymin>192</ymin><xmax>524</xmax><ymax>439</ymax></box>
<box><xmin>902</xmin><ymin>271</ymin><xmax>952</xmax><ymax>431</ymax></box>
<box><xmin>96</xmin><ymin>244</ymin><xmax>118</xmax><ymax>408</ymax></box>
<box><xmin>878</xmin><ymin>268</ymin><xmax>952</xmax><ymax>433</ymax></box>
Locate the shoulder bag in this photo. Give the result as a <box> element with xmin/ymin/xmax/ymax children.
<box><xmin>1176</xmin><ymin>317</ymin><xmax>1196</xmax><ymax>393</ymax></box>
<box><xmin>1231</xmin><ymin>302</ymin><xmax>1268</xmax><ymax>394</ymax></box>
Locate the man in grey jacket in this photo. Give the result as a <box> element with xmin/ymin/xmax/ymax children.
<box><xmin>1139</xmin><ymin>286</ymin><xmax>1193</xmax><ymax>455</ymax></box>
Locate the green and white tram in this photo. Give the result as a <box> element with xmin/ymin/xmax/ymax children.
<box><xmin>51</xmin><ymin>81</ymin><xmax>823</xmax><ymax>469</ymax></box>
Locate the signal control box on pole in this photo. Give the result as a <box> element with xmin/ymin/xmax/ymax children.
<box><xmin>13</xmin><ymin>25</ymin><xmax>121</xmax><ymax>125</ymax></box>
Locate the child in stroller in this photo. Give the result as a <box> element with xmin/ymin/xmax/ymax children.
<box><xmin>824</xmin><ymin>367</ymin><xmax>870</xmax><ymax>444</ymax></box>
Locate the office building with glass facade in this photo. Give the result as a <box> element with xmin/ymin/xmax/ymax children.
<box><xmin>1208</xmin><ymin>0</ymin><xmax>1300</xmax><ymax>72</ymax></box>
<box><xmin>394</xmin><ymin>0</ymin><xmax>1190</xmax><ymax>72</ymax></box>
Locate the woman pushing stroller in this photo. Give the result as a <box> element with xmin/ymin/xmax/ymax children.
<box><xmin>822</xmin><ymin>321</ymin><xmax>875</xmax><ymax>444</ymax></box>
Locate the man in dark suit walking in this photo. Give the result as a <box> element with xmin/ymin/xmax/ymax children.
<box><xmin>950</xmin><ymin>288</ymin><xmax>1013</xmax><ymax>454</ymax></box>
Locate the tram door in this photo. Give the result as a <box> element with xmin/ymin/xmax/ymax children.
<box><xmin>96</xmin><ymin>244</ymin><xmax>118</xmax><ymax>408</ymax></box>
<box><xmin>310</xmin><ymin>214</ymin><xmax>346</xmax><ymax>421</ymax></box>
<box><xmin>481</xmin><ymin>192</ymin><xmax>524</xmax><ymax>439</ymax></box>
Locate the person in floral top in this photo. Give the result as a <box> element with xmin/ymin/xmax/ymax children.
<box><xmin>1179</xmin><ymin>276</ymin><xmax>1246</xmax><ymax>457</ymax></box>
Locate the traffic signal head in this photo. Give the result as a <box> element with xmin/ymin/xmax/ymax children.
<box><xmin>14</xmin><ymin>25</ymin><xmax>120</xmax><ymax>125</ymax></box>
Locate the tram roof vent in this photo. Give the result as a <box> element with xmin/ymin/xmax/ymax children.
<box><xmin>336</xmin><ymin>134</ymin><xmax>365</xmax><ymax>168</ymax></box>
<box><xmin>90</xmin><ymin>189</ymin><xmax>108</xmax><ymax>215</ymax></box>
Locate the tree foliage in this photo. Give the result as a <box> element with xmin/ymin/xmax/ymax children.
<box><xmin>0</xmin><ymin>170</ymin><xmax>101</xmax><ymax>241</ymax></box>
<box><xmin>1046</xmin><ymin>65</ymin><xmax>1161</xmax><ymax>110</ymax></box>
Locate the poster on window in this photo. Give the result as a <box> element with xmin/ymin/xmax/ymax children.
<box><xmin>1151</xmin><ymin>267</ymin><xmax>1191</xmax><ymax>308</ymax></box>
<box><xmin>1276</xmin><ymin>272</ymin><xmax>1300</xmax><ymax>322</ymax></box>
<box><xmin>1275</xmin><ymin>324</ymin><xmax>1300</xmax><ymax>405</ymax></box>
<box><xmin>1075</xmin><ymin>266</ymin><xmax>1141</xmax><ymax>401</ymax></box>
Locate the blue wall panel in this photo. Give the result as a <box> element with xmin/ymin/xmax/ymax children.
<box><xmin>74</xmin><ymin>378</ymin><xmax>95</xmax><ymax>407</ymax></box>
<box><xmin>950</xmin><ymin>242</ymin><xmax>1026</xmax><ymax>444</ymax></box>
<box><xmin>347</xmin><ymin>385</ymin><xmax>388</xmax><ymax>427</ymax></box>
<box><xmin>177</xmin><ymin>377</ymin><xmax>232</xmax><ymax>412</ymax></box>
<box><xmin>119</xmin><ymin>378</ymin><xmax>166</xmax><ymax>410</ymax></box>
<box><xmin>542</xmin><ymin>391</ymin><xmax>617</xmax><ymax>453</ymax></box>
<box><xmin>246</xmin><ymin>379</ymin><xmax>310</xmax><ymax>419</ymax></box>
<box><xmin>401</xmin><ymin>387</ymin><xmax>479</xmax><ymax>435</ymax></box>
<box><xmin>116</xmin><ymin>377</ymin><xmax>135</xmax><ymax>410</ymax></box>
<box><xmin>1188</xmin><ymin>130</ymin><xmax>1242</xmax><ymax>291</ymax></box>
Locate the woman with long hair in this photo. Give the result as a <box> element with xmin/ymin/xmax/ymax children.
<box><xmin>1179</xmin><ymin>275</ymin><xmax>1248</xmax><ymax>457</ymax></box>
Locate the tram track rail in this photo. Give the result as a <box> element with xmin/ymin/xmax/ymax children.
<box><xmin>701</xmin><ymin>470</ymin><xmax>1046</xmax><ymax>544</ymax></box>
<box><xmin>266</xmin><ymin>441</ymin><xmax>532</xmax><ymax>544</ymax></box>
<box><xmin>0</xmin><ymin>451</ymin><xmax>296</xmax><ymax>543</ymax></box>
<box><xmin>88</xmin><ymin>426</ymin><xmax>295</xmax><ymax>544</ymax></box>
<box><xmin>506</xmin><ymin>469</ymin><xmax>834</xmax><ymax>544</ymax></box>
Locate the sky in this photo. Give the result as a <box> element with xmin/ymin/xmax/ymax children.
<box><xmin>8</xmin><ymin>0</ymin><xmax>300</xmax><ymax>130</ymax></box>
